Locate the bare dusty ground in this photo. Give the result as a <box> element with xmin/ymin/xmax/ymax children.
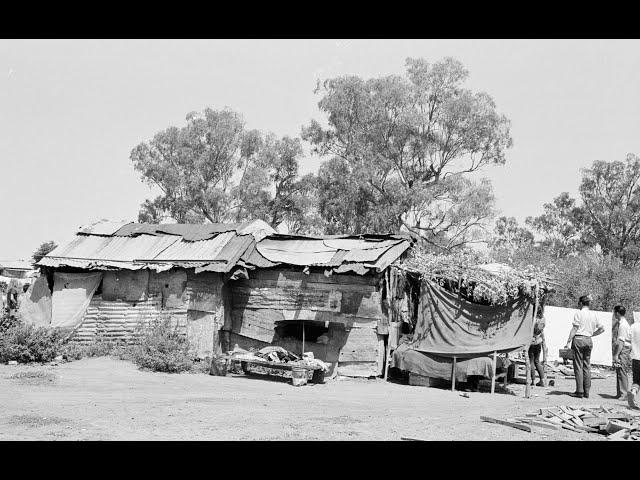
<box><xmin>0</xmin><ymin>357</ymin><xmax>629</xmax><ymax>440</ymax></box>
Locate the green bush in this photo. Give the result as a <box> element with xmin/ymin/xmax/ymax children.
<box><xmin>0</xmin><ymin>323</ymin><xmax>66</xmax><ymax>363</ymax></box>
<box><xmin>60</xmin><ymin>342</ymin><xmax>86</xmax><ymax>361</ymax></box>
<box><xmin>129</xmin><ymin>317</ymin><xmax>193</xmax><ymax>373</ymax></box>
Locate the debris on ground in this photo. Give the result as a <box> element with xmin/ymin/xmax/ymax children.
<box><xmin>221</xmin><ymin>345</ymin><xmax>330</xmax><ymax>385</ymax></box>
<box><xmin>481</xmin><ymin>405</ymin><xmax>640</xmax><ymax>439</ymax></box>
<box><xmin>546</xmin><ymin>363</ymin><xmax>609</xmax><ymax>379</ymax></box>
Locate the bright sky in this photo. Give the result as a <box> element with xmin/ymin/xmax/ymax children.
<box><xmin>1</xmin><ymin>39</ymin><xmax>639</xmax><ymax>260</ymax></box>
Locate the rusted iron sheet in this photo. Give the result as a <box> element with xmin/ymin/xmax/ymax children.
<box><xmin>150</xmin><ymin>232</ymin><xmax>235</xmax><ymax>261</ymax></box>
<box><xmin>78</xmin><ymin>220</ymin><xmax>133</xmax><ymax>236</ymax></box>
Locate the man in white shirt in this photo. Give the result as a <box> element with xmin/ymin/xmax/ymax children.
<box><xmin>565</xmin><ymin>295</ymin><xmax>605</xmax><ymax>399</ymax></box>
<box><xmin>612</xmin><ymin>305</ymin><xmax>632</xmax><ymax>399</ymax></box>
<box><xmin>628</xmin><ymin>320</ymin><xmax>640</xmax><ymax>409</ymax></box>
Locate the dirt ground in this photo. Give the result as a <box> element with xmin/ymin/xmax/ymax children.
<box><xmin>0</xmin><ymin>357</ymin><xmax>631</xmax><ymax>440</ymax></box>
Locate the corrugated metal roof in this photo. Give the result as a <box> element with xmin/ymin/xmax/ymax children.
<box><xmin>113</xmin><ymin>219</ymin><xmax>275</xmax><ymax>241</ymax></box>
<box><xmin>256</xmin><ymin>238</ymin><xmax>337</xmax><ymax>265</ymax></box>
<box><xmin>194</xmin><ymin>235</ymin><xmax>255</xmax><ymax>273</ymax></box>
<box><xmin>39</xmin><ymin>220</ymin><xmax>410</xmax><ymax>275</ymax></box>
<box><xmin>40</xmin><ymin>222</ymin><xmax>259</xmax><ymax>273</ymax></box>
<box><xmin>214</xmin><ymin>235</ymin><xmax>254</xmax><ymax>265</ymax></box>
<box><xmin>46</xmin><ymin>234</ymin><xmax>180</xmax><ymax>263</ymax></box>
<box><xmin>0</xmin><ymin>260</ymin><xmax>33</xmax><ymax>270</ymax></box>
<box><xmin>323</xmin><ymin>238</ymin><xmax>401</xmax><ymax>251</ymax></box>
<box><xmin>147</xmin><ymin>232</ymin><xmax>235</xmax><ymax>261</ymax></box>
<box><xmin>238</xmin><ymin>243</ymin><xmax>280</xmax><ymax>269</ymax></box>
<box><xmin>79</xmin><ymin>220</ymin><xmax>133</xmax><ymax>236</ymax></box>
<box><xmin>253</xmin><ymin>236</ymin><xmax>410</xmax><ymax>271</ymax></box>
<box><xmin>38</xmin><ymin>257</ymin><xmax>146</xmax><ymax>270</ymax></box>
<box><xmin>343</xmin><ymin>244</ymin><xmax>401</xmax><ymax>263</ymax></box>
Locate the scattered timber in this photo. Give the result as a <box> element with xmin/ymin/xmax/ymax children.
<box><xmin>481</xmin><ymin>405</ymin><xmax>640</xmax><ymax>439</ymax></box>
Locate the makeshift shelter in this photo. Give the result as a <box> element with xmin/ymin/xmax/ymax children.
<box><xmin>34</xmin><ymin>220</ymin><xmax>412</xmax><ymax>377</ymax></box>
<box><xmin>391</xmin><ymin>251</ymin><xmax>552</xmax><ymax>394</ymax></box>
<box><xmin>226</xmin><ymin>233</ymin><xmax>412</xmax><ymax>377</ymax></box>
<box><xmin>36</xmin><ymin>219</ymin><xmax>275</xmax><ymax>358</ymax></box>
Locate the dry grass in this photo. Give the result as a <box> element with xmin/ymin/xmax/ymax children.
<box><xmin>9</xmin><ymin>370</ymin><xmax>57</xmax><ymax>384</ymax></box>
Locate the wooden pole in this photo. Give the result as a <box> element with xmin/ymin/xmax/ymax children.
<box><xmin>384</xmin><ymin>334</ymin><xmax>391</xmax><ymax>381</ymax></box>
<box><xmin>525</xmin><ymin>347</ymin><xmax>531</xmax><ymax>398</ymax></box>
<box><xmin>451</xmin><ymin>356</ymin><xmax>457</xmax><ymax>391</ymax></box>
<box><xmin>503</xmin><ymin>359</ymin><xmax>508</xmax><ymax>389</ymax></box>
<box><xmin>491</xmin><ymin>350</ymin><xmax>497</xmax><ymax>394</ymax></box>
<box><xmin>302</xmin><ymin>322</ymin><xmax>305</xmax><ymax>357</ymax></box>
<box><xmin>525</xmin><ymin>283</ymin><xmax>540</xmax><ymax>399</ymax></box>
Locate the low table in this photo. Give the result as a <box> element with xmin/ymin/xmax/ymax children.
<box><xmin>240</xmin><ymin>359</ymin><xmax>326</xmax><ymax>384</ymax></box>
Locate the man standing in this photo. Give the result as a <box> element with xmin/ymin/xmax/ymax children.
<box><xmin>565</xmin><ymin>295</ymin><xmax>605</xmax><ymax>398</ymax></box>
<box><xmin>628</xmin><ymin>318</ymin><xmax>640</xmax><ymax>409</ymax></box>
<box><xmin>612</xmin><ymin>305</ymin><xmax>632</xmax><ymax>399</ymax></box>
<box><xmin>529</xmin><ymin>309</ymin><xmax>547</xmax><ymax>387</ymax></box>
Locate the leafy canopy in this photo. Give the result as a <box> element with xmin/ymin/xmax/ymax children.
<box><xmin>31</xmin><ymin>241</ymin><xmax>57</xmax><ymax>265</ymax></box>
<box><xmin>303</xmin><ymin>57</ymin><xmax>513</xmax><ymax>249</ymax></box>
<box><xmin>131</xmin><ymin>108</ymin><xmax>318</xmax><ymax>232</ymax></box>
<box><xmin>579</xmin><ymin>153</ymin><xmax>640</xmax><ymax>265</ymax></box>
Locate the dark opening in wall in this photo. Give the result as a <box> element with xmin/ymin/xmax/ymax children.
<box><xmin>275</xmin><ymin>321</ymin><xmax>329</xmax><ymax>342</ymax></box>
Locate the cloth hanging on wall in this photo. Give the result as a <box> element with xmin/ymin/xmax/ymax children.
<box><xmin>407</xmin><ymin>279</ymin><xmax>535</xmax><ymax>357</ymax></box>
<box><xmin>18</xmin><ymin>275</ymin><xmax>52</xmax><ymax>327</ymax></box>
<box><xmin>51</xmin><ymin>272</ymin><xmax>103</xmax><ymax>329</ymax></box>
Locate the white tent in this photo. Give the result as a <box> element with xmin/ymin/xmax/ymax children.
<box><xmin>544</xmin><ymin>306</ymin><xmax>612</xmax><ymax>366</ymax></box>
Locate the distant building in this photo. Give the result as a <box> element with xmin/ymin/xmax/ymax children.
<box><xmin>0</xmin><ymin>259</ymin><xmax>38</xmax><ymax>287</ymax></box>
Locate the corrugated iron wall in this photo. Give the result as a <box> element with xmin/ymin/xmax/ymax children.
<box><xmin>73</xmin><ymin>294</ymin><xmax>170</xmax><ymax>343</ymax></box>
<box><xmin>71</xmin><ymin>269</ymin><xmax>224</xmax><ymax>358</ymax></box>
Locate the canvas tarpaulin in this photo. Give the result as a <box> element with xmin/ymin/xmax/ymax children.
<box><xmin>408</xmin><ymin>280</ymin><xmax>535</xmax><ymax>357</ymax></box>
<box><xmin>393</xmin><ymin>343</ymin><xmax>508</xmax><ymax>382</ymax></box>
<box><xmin>18</xmin><ymin>275</ymin><xmax>52</xmax><ymax>327</ymax></box>
<box><xmin>51</xmin><ymin>272</ymin><xmax>103</xmax><ymax>329</ymax></box>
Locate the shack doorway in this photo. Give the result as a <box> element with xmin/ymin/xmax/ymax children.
<box><xmin>274</xmin><ymin>320</ymin><xmax>329</xmax><ymax>355</ymax></box>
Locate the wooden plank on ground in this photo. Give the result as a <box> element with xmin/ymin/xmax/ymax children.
<box><xmin>480</xmin><ymin>416</ymin><xmax>532</xmax><ymax>433</ymax></box>
<box><xmin>514</xmin><ymin>417</ymin><xmax>561</xmax><ymax>431</ymax></box>
<box><xmin>607</xmin><ymin>429</ymin><xmax>630</xmax><ymax>441</ymax></box>
<box><xmin>606</xmin><ymin>420</ymin><xmax>633</xmax><ymax>434</ymax></box>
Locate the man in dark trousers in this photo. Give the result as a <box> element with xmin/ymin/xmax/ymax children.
<box><xmin>565</xmin><ymin>295</ymin><xmax>605</xmax><ymax>398</ymax></box>
<box><xmin>612</xmin><ymin>305</ymin><xmax>632</xmax><ymax>399</ymax></box>
<box><xmin>529</xmin><ymin>308</ymin><xmax>547</xmax><ymax>387</ymax></box>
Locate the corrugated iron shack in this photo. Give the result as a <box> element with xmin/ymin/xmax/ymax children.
<box><xmin>35</xmin><ymin>220</ymin><xmax>412</xmax><ymax>377</ymax></box>
<box><xmin>230</xmin><ymin>234</ymin><xmax>412</xmax><ymax>377</ymax></box>
<box><xmin>36</xmin><ymin>219</ymin><xmax>274</xmax><ymax>358</ymax></box>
